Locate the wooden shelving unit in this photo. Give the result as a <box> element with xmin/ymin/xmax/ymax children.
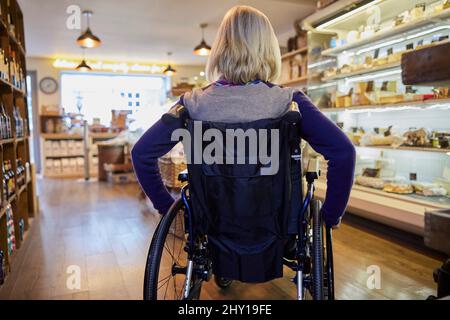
<box><xmin>281</xmin><ymin>46</ymin><xmax>308</xmax><ymax>60</ymax></box>
<box><xmin>40</xmin><ymin>133</ymin><xmax>84</xmax><ymax>178</ymax></box>
<box><xmin>279</xmin><ymin>41</ymin><xmax>308</xmax><ymax>88</ymax></box>
<box><xmin>40</xmin><ymin>130</ymin><xmax>120</xmax><ymax>179</ymax></box>
<box><xmin>0</xmin><ymin>0</ymin><xmax>36</xmax><ymax>286</ymax></box>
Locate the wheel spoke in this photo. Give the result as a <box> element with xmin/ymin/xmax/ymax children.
<box><xmin>157</xmin><ymin>274</ymin><xmax>171</xmax><ymax>285</ymax></box>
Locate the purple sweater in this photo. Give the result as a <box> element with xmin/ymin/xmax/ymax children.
<box><xmin>131</xmin><ymin>84</ymin><xmax>355</xmax><ymax>226</ymax></box>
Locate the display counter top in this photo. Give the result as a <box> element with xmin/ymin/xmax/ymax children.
<box><xmin>314</xmin><ymin>180</ymin><xmax>448</xmax><ymax>236</ymax></box>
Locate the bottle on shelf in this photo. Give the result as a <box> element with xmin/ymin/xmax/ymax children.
<box><xmin>0</xmin><ymin>48</ymin><xmax>6</xmax><ymax>81</ymax></box>
<box><xmin>1</xmin><ymin>48</ymin><xmax>9</xmax><ymax>83</ymax></box>
<box><xmin>16</xmin><ymin>158</ymin><xmax>25</xmax><ymax>188</ymax></box>
<box><xmin>0</xmin><ymin>250</ymin><xmax>5</xmax><ymax>285</ymax></box>
<box><xmin>13</xmin><ymin>104</ymin><xmax>22</xmax><ymax>137</ymax></box>
<box><xmin>6</xmin><ymin>204</ymin><xmax>16</xmax><ymax>256</ymax></box>
<box><xmin>7</xmin><ymin>0</ymin><xmax>15</xmax><ymax>37</ymax></box>
<box><xmin>1</xmin><ymin>101</ymin><xmax>12</xmax><ymax>139</ymax></box>
<box><xmin>3</xmin><ymin>160</ymin><xmax>15</xmax><ymax>199</ymax></box>
<box><xmin>9</xmin><ymin>160</ymin><xmax>15</xmax><ymax>196</ymax></box>
<box><xmin>2</xmin><ymin>161</ymin><xmax>7</xmax><ymax>203</ymax></box>
<box><xmin>9</xmin><ymin>51</ymin><xmax>16</xmax><ymax>87</ymax></box>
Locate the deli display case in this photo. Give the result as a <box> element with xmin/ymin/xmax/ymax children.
<box><xmin>300</xmin><ymin>0</ymin><xmax>450</xmax><ymax>235</ymax></box>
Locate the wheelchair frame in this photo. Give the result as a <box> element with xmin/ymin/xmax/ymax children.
<box><xmin>173</xmin><ymin>160</ymin><xmax>335</xmax><ymax>300</ymax></box>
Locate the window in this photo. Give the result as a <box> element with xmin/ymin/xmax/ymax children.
<box><xmin>61</xmin><ymin>72</ymin><xmax>169</xmax><ymax>129</ymax></box>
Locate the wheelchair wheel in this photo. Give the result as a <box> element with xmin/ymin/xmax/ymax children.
<box><xmin>143</xmin><ymin>199</ymin><xmax>202</xmax><ymax>300</ymax></box>
<box><xmin>214</xmin><ymin>276</ymin><xmax>233</xmax><ymax>289</ymax></box>
<box><xmin>311</xmin><ymin>199</ymin><xmax>324</xmax><ymax>300</ymax></box>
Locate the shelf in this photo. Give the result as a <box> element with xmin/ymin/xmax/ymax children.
<box><xmin>15</xmin><ymin>137</ymin><xmax>25</xmax><ymax>143</ymax></box>
<box><xmin>18</xmin><ymin>184</ymin><xmax>26</xmax><ymax>196</ymax></box>
<box><xmin>44</xmin><ymin>172</ymin><xmax>84</xmax><ymax>179</ymax></box>
<box><xmin>319</xmin><ymin>98</ymin><xmax>450</xmax><ymax>113</ymax></box>
<box><xmin>0</xmin><ymin>74</ymin><xmax>26</xmax><ymax>96</ymax></box>
<box><xmin>40</xmin><ymin>112</ymin><xmax>64</xmax><ymax>117</ymax></box>
<box><xmin>0</xmin><ymin>194</ymin><xmax>17</xmax><ymax>219</ymax></box>
<box><xmin>280</xmin><ymin>76</ymin><xmax>308</xmax><ymax>87</ymax></box>
<box><xmin>45</xmin><ymin>154</ymin><xmax>84</xmax><ymax>159</ymax></box>
<box><xmin>12</xmin><ymin>85</ymin><xmax>26</xmax><ymax>96</ymax></box>
<box><xmin>90</xmin><ymin>132</ymin><xmax>120</xmax><ymax>139</ymax></box>
<box><xmin>41</xmin><ymin>133</ymin><xmax>83</xmax><ymax>140</ymax></box>
<box><xmin>1</xmin><ymin>138</ymin><xmax>15</xmax><ymax>145</ymax></box>
<box><xmin>281</xmin><ymin>47</ymin><xmax>308</xmax><ymax>60</ymax></box>
<box><xmin>355</xmin><ymin>145</ymin><xmax>450</xmax><ymax>154</ymax></box>
<box><xmin>321</xmin><ymin>61</ymin><xmax>401</xmax><ymax>82</ymax></box>
<box><xmin>8</xmin><ymin>30</ymin><xmax>26</xmax><ymax>56</ymax></box>
<box><xmin>321</xmin><ymin>8</ymin><xmax>450</xmax><ymax>56</ymax></box>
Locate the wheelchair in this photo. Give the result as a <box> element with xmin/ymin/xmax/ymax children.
<box><xmin>143</xmin><ymin>158</ymin><xmax>335</xmax><ymax>300</ymax></box>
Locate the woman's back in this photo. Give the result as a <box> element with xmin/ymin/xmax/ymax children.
<box><xmin>183</xmin><ymin>80</ymin><xmax>294</xmax><ymax>123</ymax></box>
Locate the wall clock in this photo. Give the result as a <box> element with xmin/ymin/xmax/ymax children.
<box><xmin>39</xmin><ymin>77</ymin><xmax>58</xmax><ymax>95</ymax></box>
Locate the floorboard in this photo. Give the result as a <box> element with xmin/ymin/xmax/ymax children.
<box><xmin>0</xmin><ymin>178</ymin><xmax>442</xmax><ymax>300</ymax></box>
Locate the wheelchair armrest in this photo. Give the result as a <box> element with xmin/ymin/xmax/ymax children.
<box><xmin>284</xmin><ymin>101</ymin><xmax>302</xmax><ymax>124</ymax></box>
<box><xmin>305</xmin><ymin>158</ymin><xmax>320</xmax><ymax>183</ymax></box>
<box><xmin>178</xmin><ymin>170</ymin><xmax>189</xmax><ymax>182</ymax></box>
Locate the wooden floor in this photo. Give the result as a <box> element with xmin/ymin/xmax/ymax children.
<box><xmin>0</xmin><ymin>178</ymin><xmax>442</xmax><ymax>300</ymax></box>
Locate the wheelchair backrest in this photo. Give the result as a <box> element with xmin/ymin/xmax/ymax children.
<box><xmin>181</xmin><ymin>108</ymin><xmax>302</xmax><ymax>236</ymax></box>
<box><xmin>178</xmin><ymin>105</ymin><xmax>303</xmax><ymax>282</ymax></box>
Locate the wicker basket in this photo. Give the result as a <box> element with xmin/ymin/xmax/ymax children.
<box><xmin>158</xmin><ymin>156</ymin><xmax>187</xmax><ymax>189</ymax></box>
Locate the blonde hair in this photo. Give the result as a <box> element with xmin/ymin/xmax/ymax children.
<box><xmin>206</xmin><ymin>5</ymin><xmax>281</xmax><ymax>84</ymax></box>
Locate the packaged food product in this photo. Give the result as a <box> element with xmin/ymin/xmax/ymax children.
<box><xmin>360</xmin><ymin>133</ymin><xmax>404</xmax><ymax>147</ymax></box>
<box><xmin>356</xmin><ymin>175</ymin><xmax>385</xmax><ymax>189</ymax></box>
<box><xmin>383</xmin><ymin>183</ymin><xmax>414</xmax><ymax>194</ymax></box>
<box><xmin>335</xmin><ymin>94</ymin><xmax>352</xmax><ymax>108</ymax></box>
<box><xmin>387</xmin><ymin>52</ymin><xmax>402</xmax><ymax>64</ymax></box>
<box><xmin>413</xmin><ymin>182</ymin><xmax>448</xmax><ymax>196</ymax></box>
<box><xmin>403</xmin><ymin>128</ymin><xmax>428</xmax><ymax>146</ymax></box>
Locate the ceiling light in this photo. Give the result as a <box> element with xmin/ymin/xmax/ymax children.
<box><xmin>77</xmin><ymin>10</ymin><xmax>102</xmax><ymax>48</ymax></box>
<box><xmin>193</xmin><ymin>23</ymin><xmax>211</xmax><ymax>56</ymax></box>
<box><xmin>163</xmin><ymin>52</ymin><xmax>176</xmax><ymax>76</ymax></box>
<box><xmin>76</xmin><ymin>48</ymin><xmax>92</xmax><ymax>72</ymax></box>
<box><xmin>76</xmin><ymin>59</ymin><xmax>92</xmax><ymax>72</ymax></box>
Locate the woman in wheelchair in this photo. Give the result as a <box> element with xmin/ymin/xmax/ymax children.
<box><xmin>132</xmin><ymin>5</ymin><xmax>356</xmax><ymax>300</ymax></box>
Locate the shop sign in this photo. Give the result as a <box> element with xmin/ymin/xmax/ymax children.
<box><xmin>53</xmin><ymin>59</ymin><xmax>166</xmax><ymax>74</ymax></box>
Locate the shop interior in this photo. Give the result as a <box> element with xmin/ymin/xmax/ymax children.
<box><xmin>0</xmin><ymin>0</ymin><xmax>449</xmax><ymax>300</ymax></box>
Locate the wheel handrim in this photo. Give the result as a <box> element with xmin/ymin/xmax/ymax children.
<box><xmin>156</xmin><ymin>209</ymin><xmax>187</xmax><ymax>300</ymax></box>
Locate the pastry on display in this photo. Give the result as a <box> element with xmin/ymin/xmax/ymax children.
<box><xmin>383</xmin><ymin>183</ymin><xmax>414</xmax><ymax>194</ymax></box>
<box><xmin>346</xmin><ymin>127</ymin><xmax>365</xmax><ymax>145</ymax></box>
<box><xmin>412</xmin><ymin>182</ymin><xmax>448</xmax><ymax>197</ymax></box>
<box><xmin>360</xmin><ymin>132</ymin><xmax>404</xmax><ymax>147</ymax></box>
<box><xmin>403</xmin><ymin>128</ymin><xmax>428</xmax><ymax>146</ymax></box>
<box><xmin>355</xmin><ymin>175</ymin><xmax>385</xmax><ymax>189</ymax></box>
